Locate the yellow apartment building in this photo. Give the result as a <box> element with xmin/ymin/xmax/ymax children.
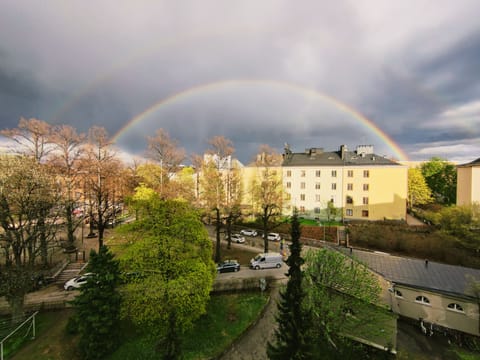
<box><xmin>457</xmin><ymin>157</ymin><xmax>480</xmax><ymax>207</ymax></box>
<box><xmin>280</xmin><ymin>144</ymin><xmax>408</xmax><ymax>221</ymax></box>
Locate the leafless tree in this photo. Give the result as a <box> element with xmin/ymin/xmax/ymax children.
<box><xmin>146</xmin><ymin>129</ymin><xmax>185</xmax><ymax>197</ymax></box>
<box><xmin>0</xmin><ymin>117</ymin><xmax>54</xmax><ymax>162</ymax></box>
<box><xmin>251</xmin><ymin>145</ymin><xmax>283</xmax><ymax>253</ymax></box>
<box><xmin>49</xmin><ymin>125</ymin><xmax>86</xmax><ymax>250</ymax></box>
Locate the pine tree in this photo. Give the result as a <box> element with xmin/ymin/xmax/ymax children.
<box><xmin>267</xmin><ymin>210</ymin><xmax>312</xmax><ymax>359</ymax></box>
<box><xmin>68</xmin><ymin>246</ymin><xmax>122</xmax><ymax>359</ymax></box>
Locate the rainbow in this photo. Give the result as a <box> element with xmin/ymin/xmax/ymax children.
<box><xmin>113</xmin><ymin>79</ymin><xmax>409</xmax><ymax>161</ymax></box>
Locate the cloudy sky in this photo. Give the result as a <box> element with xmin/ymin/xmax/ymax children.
<box><xmin>1</xmin><ymin>0</ymin><xmax>479</xmax><ymax>164</ymax></box>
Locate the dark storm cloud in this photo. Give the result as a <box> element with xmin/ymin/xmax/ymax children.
<box><xmin>1</xmin><ymin>0</ymin><xmax>480</xmax><ymax>163</ymax></box>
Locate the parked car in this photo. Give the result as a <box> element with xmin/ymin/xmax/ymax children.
<box><xmin>217</xmin><ymin>260</ymin><xmax>240</xmax><ymax>273</ymax></box>
<box><xmin>267</xmin><ymin>232</ymin><xmax>281</xmax><ymax>241</ymax></box>
<box><xmin>226</xmin><ymin>233</ymin><xmax>246</xmax><ymax>243</ymax></box>
<box><xmin>64</xmin><ymin>273</ymin><xmax>94</xmax><ymax>291</ymax></box>
<box><xmin>240</xmin><ymin>229</ymin><xmax>258</xmax><ymax>237</ymax></box>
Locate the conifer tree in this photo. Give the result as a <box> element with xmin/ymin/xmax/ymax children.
<box><xmin>68</xmin><ymin>246</ymin><xmax>121</xmax><ymax>359</ymax></box>
<box><xmin>267</xmin><ymin>210</ymin><xmax>312</xmax><ymax>359</ymax></box>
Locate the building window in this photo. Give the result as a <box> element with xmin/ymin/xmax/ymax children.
<box><xmin>300</xmin><ymin>194</ymin><xmax>306</xmax><ymax>201</ymax></box>
<box><xmin>316</xmin><ymin>170</ymin><xmax>321</xmax><ymax>177</ymax></box>
<box><xmin>315</xmin><ymin>194</ymin><xmax>321</xmax><ymax>202</ymax></box>
<box><xmin>363</xmin><ymin>197</ymin><xmax>369</xmax><ymax>205</ymax></box>
<box><xmin>363</xmin><ymin>170</ymin><xmax>370</xmax><ymax>178</ymax></box>
<box><xmin>447</xmin><ymin>303</ymin><xmax>464</xmax><ymax>313</ymax></box>
<box><xmin>331</xmin><ymin>183</ymin><xmax>337</xmax><ymax>190</ymax></box>
<box><xmin>315</xmin><ymin>182</ymin><xmax>321</xmax><ymax>189</ymax></box>
<box><xmin>347</xmin><ymin>170</ymin><xmax>353</xmax><ymax>177</ymax></box>
<box><xmin>347</xmin><ymin>183</ymin><xmax>353</xmax><ymax>191</ymax></box>
<box><xmin>346</xmin><ymin>196</ymin><xmax>353</xmax><ymax>204</ymax></box>
<box><xmin>285</xmin><ymin>193</ymin><xmax>291</xmax><ymax>201</ymax></box>
<box><xmin>301</xmin><ymin>170</ymin><xmax>306</xmax><ymax>177</ymax></box>
<box><xmin>299</xmin><ymin>206</ymin><xmax>305</xmax><ymax>213</ymax></box>
<box><xmin>286</xmin><ymin>170</ymin><xmax>292</xmax><ymax>177</ymax></box>
<box><xmin>314</xmin><ymin>207</ymin><xmax>321</xmax><ymax>214</ymax></box>
<box><xmin>286</xmin><ymin>182</ymin><xmax>291</xmax><ymax>189</ymax></box>
<box><xmin>394</xmin><ymin>290</ymin><xmax>403</xmax><ymax>298</ymax></box>
<box><xmin>300</xmin><ymin>182</ymin><xmax>306</xmax><ymax>189</ymax></box>
<box><xmin>415</xmin><ymin>296</ymin><xmax>430</xmax><ymax>305</ymax></box>
<box><xmin>331</xmin><ymin>170</ymin><xmax>337</xmax><ymax>177</ymax></box>
<box><xmin>345</xmin><ymin>209</ymin><xmax>353</xmax><ymax>216</ymax></box>
<box><xmin>361</xmin><ymin>210</ymin><xmax>369</xmax><ymax>217</ymax></box>
<box><xmin>363</xmin><ymin>183</ymin><xmax>369</xmax><ymax>191</ymax></box>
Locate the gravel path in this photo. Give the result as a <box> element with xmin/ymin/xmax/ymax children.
<box><xmin>219</xmin><ymin>284</ymin><xmax>282</xmax><ymax>360</ymax></box>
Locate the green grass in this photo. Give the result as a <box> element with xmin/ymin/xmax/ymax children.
<box><xmin>8</xmin><ymin>309</ymin><xmax>79</xmax><ymax>360</ymax></box>
<box><xmin>107</xmin><ymin>292</ymin><xmax>268</xmax><ymax>359</ymax></box>
<box><xmin>6</xmin><ymin>292</ymin><xmax>267</xmax><ymax>360</ymax></box>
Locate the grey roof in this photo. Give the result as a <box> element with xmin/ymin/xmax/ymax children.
<box><xmin>457</xmin><ymin>157</ymin><xmax>480</xmax><ymax>167</ymax></box>
<box><xmin>336</xmin><ymin>247</ymin><xmax>480</xmax><ymax>300</ymax></box>
<box><xmin>282</xmin><ymin>148</ymin><xmax>400</xmax><ymax>167</ymax></box>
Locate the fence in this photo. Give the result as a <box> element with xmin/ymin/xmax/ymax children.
<box><xmin>0</xmin><ymin>311</ymin><xmax>38</xmax><ymax>360</ymax></box>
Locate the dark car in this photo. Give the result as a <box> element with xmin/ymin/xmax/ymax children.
<box><xmin>217</xmin><ymin>260</ymin><xmax>240</xmax><ymax>273</ymax></box>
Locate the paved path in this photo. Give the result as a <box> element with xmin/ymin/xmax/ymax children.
<box><xmin>219</xmin><ymin>284</ymin><xmax>281</xmax><ymax>360</ymax></box>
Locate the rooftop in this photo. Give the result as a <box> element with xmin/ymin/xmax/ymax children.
<box><xmin>282</xmin><ymin>144</ymin><xmax>401</xmax><ymax>167</ymax></box>
<box><xmin>336</xmin><ymin>247</ymin><xmax>480</xmax><ymax>300</ymax></box>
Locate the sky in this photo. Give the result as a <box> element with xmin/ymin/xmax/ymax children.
<box><xmin>1</xmin><ymin>0</ymin><xmax>479</xmax><ymax>165</ymax></box>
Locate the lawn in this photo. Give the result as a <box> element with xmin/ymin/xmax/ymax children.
<box><xmin>6</xmin><ymin>292</ymin><xmax>268</xmax><ymax>360</ymax></box>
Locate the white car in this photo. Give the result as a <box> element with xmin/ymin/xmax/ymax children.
<box><xmin>267</xmin><ymin>233</ymin><xmax>281</xmax><ymax>242</ymax></box>
<box><xmin>227</xmin><ymin>233</ymin><xmax>246</xmax><ymax>243</ymax></box>
<box><xmin>240</xmin><ymin>229</ymin><xmax>258</xmax><ymax>237</ymax></box>
<box><xmin>64</xmin><ymin>273</ymin><xmax>94</xmax><ymax>291</ymax></box>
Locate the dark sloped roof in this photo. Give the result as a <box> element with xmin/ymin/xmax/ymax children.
<box><xmin>337</xmin><ymin>247</ymin><xmax>480</xmax><ymax>300</ymax></box>
<box><xmin>458</xmin><ymin>157</ymin><xmax>480</xmax><ymax>167</ymax></box>
<box><xmin>282</xmin><ymin>149</ymin><xmax>400</xmax><ymax>167</ymax></box>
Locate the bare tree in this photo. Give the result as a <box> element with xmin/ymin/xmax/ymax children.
<box><xmin>146</xmin><ymin>129</ymin><xmax>185</xmax><ymax>197</ymax></box>
<box><xmin>83</xmin><ymin>127</ymin><xmax>120</xmax><ymax>250</ymax></box>
<box><xmin>49</xmin><ymin>125</ymin><xmax>86</xmax><ymax>250</ymax></box>
<box><xmin>251</xmin><ymin>145</ymin><xmax>283</xmax><ymax>253</ymax></box>
<box><xmin>0</xmin><ymin>117</ymin><xmax>54</xmax><ymax>162</ymax></box>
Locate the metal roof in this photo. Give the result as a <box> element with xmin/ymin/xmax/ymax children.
<box><xmin>336</xmin><ymin>247</ymin><xmax>480</xmax><ymax>300</ymax></box>
<box><xmin>282</xmin><ymin>148</ymin><xmax>400</xmax><ymax>167</ymax></box>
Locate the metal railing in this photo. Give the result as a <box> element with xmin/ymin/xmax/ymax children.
<box><xmin>0</xmin><ymin>311</ymin><xmax>38</xmax><ymax>360</ymax></box>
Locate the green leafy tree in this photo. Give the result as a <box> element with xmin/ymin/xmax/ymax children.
<box><xmin>0</xmin><ymin>155</ymin><xmax>59</xmax><ymax>322</ymax></box>
<box><xmin>68</xmin><ymin>246</ymin><xmax>122</xmax><ymax>359</ymax></box>
<box><xmin>303</xmin><ymin>249</ymin><xmax>381</xmax><ymax>353</ymax></box>
<box><xmin>268</xmin><ymin>210</ymin><xmax>313</xmax><ymax>359</ymax></box>
<box><xmin>119</xmin><ymin>199</ymin><xmax>215</xmax><ymax>359</ymax></box>
<box><xmin>408</xmin><ymin>167</ymin><xmax>432</xmax><ymax>209</ymax></box>
<box><xmin>421</xmin><ymin>157</ymin><xmax>457</xmax><ymax>205</ymax></box>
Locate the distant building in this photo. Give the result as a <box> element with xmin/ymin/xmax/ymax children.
<box><xmin>338</xmin><ymin>248</ymin><xmax>480</xmax><ymax>337</ymax></box>
<box><xmin>281</xmin><ymin>144</ymin><xmax>408</xmax><ymax>221</ymax></box>
<box><xmin>457</xmin><ymin>157</ymin><xmax>480</xmax><ymax>206</ymax></box>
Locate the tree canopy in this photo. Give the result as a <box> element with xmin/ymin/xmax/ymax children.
<box><xmin>421</xmin><ymin>157</ymin><xmax>457</xmax><ymax>205</ymax></box>
<box><xmin>119</xmin><ymin>199</ymin><xmax>215</xmax><ymax>358</ymax></box>
<box><xmin>408</xmin><ymin>167</ymin><xmax>432</xmax><ymax>208</ymax></box>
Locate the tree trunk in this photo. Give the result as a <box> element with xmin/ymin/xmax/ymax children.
<box><xmin>263</xmin><ymin>206</ymin><xmax>269</xmax><ymax>253</ymax></box>
<box><xmin>215</xmin><ymin>208</ymin><xmax>221</xmax><ymax>263</ymax></box>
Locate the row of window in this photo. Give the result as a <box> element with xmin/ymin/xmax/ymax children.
<box><xmin>395</xmin><ymin>291</ymin><xmax>465</xmax><ymax>313</ymax></box>
<box><xmin>285</xmin><ymin>182</ymin><xmax>370</xmax><ymax>191</ymax></box>
<box><xmin>345</xmin><ymin>209</ymin><xmax>369</xmax><ymax>217</ymax></box>
<box><xmin>285</xmin><ymin>170</ymin><xmax>370</xmax><ymax>178</ymax></box>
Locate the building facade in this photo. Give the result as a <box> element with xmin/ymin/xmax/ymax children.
<box><xmin>457</xmin><ymin>157</ymin><xmax>480</xmax><ymax>207</ymax></box>
<box><xmin>338</xmin><ymin>248</ymin><xmax>480</xmax><ymax>337</ymax></box>
<box><xmin>281</xmin><ymin>144</ymin><xmax>408</xmax><ymax>221</ymax></box>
